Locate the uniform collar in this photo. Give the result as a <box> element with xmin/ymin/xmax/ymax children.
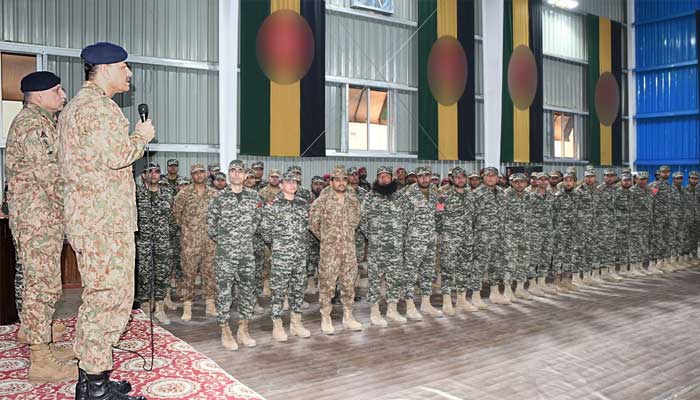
<box><xmin>25</xmin><ymin>102</ymin><xmax>56</xmax><ymax>125</ymax></box>
<box><xmin>83</xmin><ymin>80</ymin><xmax>107</xmax><ymax>96</ymax></box>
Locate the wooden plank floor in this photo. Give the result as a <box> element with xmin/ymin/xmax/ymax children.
<box><xmin>55</xmin><ymin>269</ymin><xmax>700</xmax><ymax>400</ymax></box>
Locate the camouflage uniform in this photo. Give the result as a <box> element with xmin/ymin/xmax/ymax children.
<box><xmin>531</xmin><ymin>187</ymin><xmax>554</xmax><ymax>277</ymax></box>
<box><xmin>685</xmin><ymin>174</ymin><xmax>700</xmax><ymax>257</ymax></box>
<box><xmin>650</xmin><ymin>173</ymin><xmax>672</xmax><ymax>260</ymax></box>
<box><xmin>359</xmin><ymin>170</ymin><xmax>407</xmax><ymax>305</ymax></box>
<box><xmin>670</xmin><ymin>176</ymin><xmax>686</xmax><ymax>258</ymax></box>
<box><xmin>436</xmin><ymin>175</ymin><xmax>474</xmax><ymax>294</ymax></box>
<box><xmin>576</xmin><ymin>179</ymin><xmax>600</xmax><ymax>273</ymax></box>
<box><xmin>472</xmin><ymin>182</ymin><xmax>506</xmax><ymax>288</ymax></box>
<box><xmin>165</xmin><ymin>160</ymin><xmax>183</xmax><ymax>282</ymax></box>
<box><xmin>631</xmin><ymin>178</ymin><xmax>653</xmax><ymax>263</ymax></box>
<box><xmin>5</xmin><ymin>103</ymin><xmax>64</xmax><ymax>344</ymax></box>
<box><xmin>597</xmin><ymin>182</ymin><xmax>618</xmax><ymax>267</ymax></box>
<box><xmin>172</xmin><ymin>176</ymin><xmax>218</xmax><ymax>302</ymax></box>
<box><xmin>207</xmin><ymin>169</ymin><xmax>262</xmax><ymax>324</ymax></box>
<box><xmin>552</xmin><ymin>185</ymin><xmax>580</xmax><ymax>273</ymax></box>
<box><xmin>504</xmin><ymin>183</ymin><xmax>534</xmax><ymax>282</ymax></box>
<box><xmin>257</xmin><ymin>175</ymin><xmax>281</xmax><ymax>294</ymax></box>
<box><xmin>352</xmin><ymin>185</ymin><xmax>369</xmax><ymax>265</ymax></box>
<box><xmin>58</xmin><ymin>80</ymin><xmax>152</xmax><ymax>373</ymax></box>
<box><xmin>261</xmin><ymin>190</ymin><xmax>309</xmax><ymax>319</ymax></box>
<box><xmin>614</xmin><ymin>181</ymin><xmax>635</xmax><ymax>267</ymax></box>
<box><xmin>135</xmin><ymin>181</ymin><xmax>174</xmax><ymax>302</ymax></box>
<box><xmin>309</xmin><ymin>174</ymin><xmax>361</xmax><ymax>309</ymax></box>
<box><xmin>400</xmin><ymin>174</ymin><xmax>439</xmax><ymax>299</ymax></box>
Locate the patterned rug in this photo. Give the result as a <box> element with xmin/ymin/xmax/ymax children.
<box><xmin>0</xmin><ymin>310</ymin><xmax>264</xmax><ymax>400</ymax></box>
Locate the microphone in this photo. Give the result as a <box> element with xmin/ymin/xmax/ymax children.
<box><xmin>138</xmin><ymin>103</ymin><xmax>149</xmax><ymax>123</ymax></box>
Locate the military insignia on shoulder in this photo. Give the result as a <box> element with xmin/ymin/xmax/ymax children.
<box><xmin>257</xmin><ymin>201</ymin><xmax>263</xmax><ymax>208</ymax></box>
<box><xmin>651</xmin><ymin>187</ymin><xmax>659</xmax><ymax>195</ymax></box>
<box><xmin>436</xmin><ymin>203</ymin><xmax>445</xmax><ymax>212</ymax></box>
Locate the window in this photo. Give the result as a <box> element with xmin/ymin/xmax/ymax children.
<box><xmin>545</xmin><ymin>111</ymin><xmax>585</xmax><ymax>160</ymax></box>
<box><xmin>348</xmin><ymin>86</ymin><xmax>389</xmax><ymax>151</ymax></box>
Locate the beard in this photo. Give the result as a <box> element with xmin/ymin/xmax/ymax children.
<box><xmin>372</xmin><ymin>180</ymin><xmax>398</xmax><ymax>196</ymax></box>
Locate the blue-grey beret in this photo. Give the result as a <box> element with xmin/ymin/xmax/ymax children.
<box><xmin>81</xmin><ymin>42</ymin><xmax>128</xmax><ymax>65</ymax></box>
<box><xmin>20</xmin><ymin>71</ymin><xmax>61</xmax><ymax>93</ymax></box>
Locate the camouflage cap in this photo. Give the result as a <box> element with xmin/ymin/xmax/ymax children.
<box><xmin>214</xmin><ymin>172</ymin><xmax>227</xmax><ymax>181</ymax></box>
<box><xmin>510</xmin><ymin>173</ymin><xmax>527</xmax><ymax>182</ymax></box>
<box><xmin>432</xmin><ymin>174</ymin><xmax>441</xmax><ymax>180</ymax></box>
<box><xmin>167</xmin><ymin>159</ymin><xmax>179</xmax><ymax>166</ymax></box>
<box><xmin>282</xmin><ymin>171</ymin><xmax>298</xmax><ymax>181</ymax></box>
<box><xmin>584</xmin><ymin>169</ymin><xmax>596</xmax><ymax>177</ymax></box>
<box><xmin>145</xmin><ymin>162</ymin><xmax>160</xmax><ymax>172</ymax></box>
<box><xmin>621</xmin><ymin>173</ymin><xmax>632</xmax><ymax>180</ymax></box>
<box><xmin>347</xmin><ymin>167</ymin><xmax>358</xmax><ymax>175</ymax></box>
<box><xmin>252</xmin><ymin>161</ymin><xmax>264</xmax><ymax>169</ymax></box>
<box><xmin>451</xmin><ymin>166</ymin><xmax>466</xmax><ymax>177</ymax></box>
<box><xmin>396</xmin><ymin>166</ymin><xmax>407</xmax><ymax>172</ymax></box>
<box><xmin>604</xmin><ymin>168</ymin><xmax>617</xmax><ymax>175</ymax></box>
<box><xmin>158</xmin><ymin>177</ymin><xmax>169</xmax><ymax>185</ymax></box>
<box><xmin>447</xmin><ymin>167</ymin><xmax>454</xmax><ymax>175</ymax></box>
<box><xmin>468</xmin><ymin>171</ymin><xmax>480</xmax><ymax>179</ymax></box>
<box><xmin>563</xmin><ymin>171</ymin><xmax>576</xmax><ymax>179</ymax></box>
<box><xmin>549</xmin><ymin>170</ymin><xmax>562</xmax><ymax>178</ymax></box>
<box><xmin>311</xmin><ymin>175</ymin><xmax>324</xmax><ymax>183</ymax></box>
<box><xmin>190</xmin><ymin>163</ymin><xmax>206</xmax><ymax>173</ymax></box>
<box><xmin>536</xmin><ymin>172</ymin><xmax>549</xmax><ymax>179</ymax></box>
<box><xmin>177</xmin><ymin>177</ymin><xmax>191</xmax><ymax>185</ymax></box>
<box><xmin>407</xmin><ymin>170</ymin><xmax>416</xmax><ymax>176</ymax></box>
<box><xmin>376</xmin><ymin>166</ymin><xmax>393</xmax><ymax>176</ymax></box>
<box><xmin>673</xmin><ymin>171</ymin><xmax>684</xmax><ymax>178</ymax></box>
<box><xmin>622</xmin><ymin>167</ymin><xmax>632</xmax><ymax>174</ymax></box>
<box><xmin>415</xmin><ymin>166</ymin><xmax>432</xmax><ymax>176</ymax></box>
<box><xmin>244</xmin><ymin>168</ymin><xmax>256</xmax><ymax>178</ymax></box>
<box><xmin>228</xmin><ymin>159</ymin><xmax>245</xmax><ymax>171</ymax></box>
<box><xmin>636</xmin><ymin>171</ymin><xmax>649</xmax><ymax>179</ymax></box>
<box><xmin>659</xmin><ymin>165</ymin><xmax>671</xmax><ymax>172</ymax></box>
<box><xmin>584</xmin><ymin>164</ymin><xmax>595</xmax><ymax>171</ymax></box>
<box><xmin>268</xmin><ymin>168</ymin><xmax>281</xmax><ymax>178</ymax></box>
<box><xmin>565</xmin><ymin>166</ymin><xmax>577</xmax><ymax>174</ymax></box>
<box><xmin>483</xmin><ymin>166</ymin><xmax>499</xmax><ymax>176</ymax></box>
<box><xmin>287</xmin><ymin>165</ymin><xmax>302</xmax><ymax>174</ymax></box>
<box><xmin>689</xmin><ymin>171</ymin><xmax>699</xmax><ymax>178</ymax></box>
<box><xmin>208</xmin><ymin>164</ymin><xmax>220</xmax><ymax>172</ymax></box>
<box><xmin>331</xmin><ymin>165</ymin><xmax>348</xmax><ymax>179</ymax></box>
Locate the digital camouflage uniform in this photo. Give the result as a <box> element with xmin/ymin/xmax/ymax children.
<box><xmin>436</xmin><ymin>182</ymin><xmax>474</xmax><ymax>294</ymax></box>
<box><xmin>172</xmin><ymin>182</ymin><xmax>217</xmax><ymax>302</ymax></box>
<box><xmin>165</xmin><ymin>164</ymin><xmax>183</xmax><ymax>281</ymax></box>
<box><xmin>353</xmin><ymin>185</ymin><xmax>368</xmax><ymax>265</ymax></box>
<box><xmin>631</xmin><ymin>182</ymin><xmax>653</xmax><ymax>263</ymax></box>
<box><xmin>685</xmin><ymin>179</ymin><xmax>700</xmax><ymax>257</ymax></box>
<box><xmin>400</xmin><ymin>179</ymin><xmax>439</xmax><ymax>299</ymax></box>
<box><xmin>58</xmin><ymin>80</ymin><xmax>151</xmax><ymax>373</ymax></box>
<box><xmin>359</xmin><ymin>179</ymin><xmax>407</xmax><ymax>304</ymax></box>
<box><xmin>261</xmin><ymin>191</ymin><xmax>309</xmax><ymax>319</ymax></box>
<box><xmin>258</xmin><ymin>180</ymin><xmax>281</xmax><ymax>293</ymax></box>
<box><xmin>552</xmin><ymin>186</ymin><xmax>580</xmax><ymax>273</ymax></box>
<box><xmin>309</xmin><ymin>182</ymin><xmax>361</xmax><ymax>309</ymax></box>
<box><xmin>597</xmin><ymin>183</ymin><xmax>618</xmax><ymax>266</ymax></box>
<box><xmin>5</xmin><ymin>103</ymin><xmax>64</xmax><ymax>344</ymax></box>
<box><xmin>671</xmin><ymin>179</ymin><xmax>688</xmax><ymax>257</ymax></box>
<box><xmin>650</xmin><ymin>176</ymin><xmax>672</xmax><ymax>260</ymax></box>
<box><xmin>472</xmin><ymin>184</ymin><xmax>506</xmax><ymax>288</ymax></box>
<box><xmin>576</xmin><ymin>181</ymin><xmax>600</xmax><ymax>272</ymax></box>
<box><xmin>207</xmin><ymin>183</ymin><xmax>262</xmax><ymax>324</ymax></box>
<box><xmin>530</xmin><ymin>188</ymin><xmax>554</xmax><ymax>277</ymax></box>
<box><xmin>614</xmin><ymin>183</ymin><xmax>635</xmax><ymax>267</ymax></box>
<box><xmin>503</xmin><ymin>185</ymin><xmax>534</xmax><ymax>282</ymax></box>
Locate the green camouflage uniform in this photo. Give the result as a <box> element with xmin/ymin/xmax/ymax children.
<box><xmin>552</xmin><ymin>187</ymin><xmax>580</xmax><ymax>273</ymax></box>
<box><xmin>650</xmin><ymin>177</ymin><xmax>672</xmax><ymax>260</ymax></box>
<box><xmin>614</xmin><ymin>184</ymin><xmax>635</xmax><ymax>267</ymax></box>
<box><xmin>597</xmin><ymin>183</ymin><xmax>618</xmax><ymax>266</ymax></box>
<box><xmin>436</xmin><ymin>181</ymin><xmax>474</xmax><ymax>294</ymax></box>
<box><xmin>504</xmin><ymin>185</ymin><xmax>534</xmax><ymax>281</ymax></box>
<box><xmin>530</xmin><ymin>189</ymin><xmax>554</xmax><ymax>277</ymax></box>
<box><xmin>473</xmin><ymin>184</ymin><xmax>506</xmax><ymax>287</ymax></box>
<box><xmin>631</xmin><ymin>182</ymin><xmax>653</xmax><ymax>263</ymax></box>
<box><xmin>576</xmin><ymin>182</ymin><xmax>601</xmax><ymax>272</ymax></box>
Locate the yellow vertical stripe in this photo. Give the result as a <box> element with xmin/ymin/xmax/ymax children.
<box><xmin>599</xmin><ymin>17</ymin><xmax>612</xmax><ymax>165</ymax></box>
<box><xmin>436</xmin><ymin>0</ymin><xmax>458</xmax><ymax>160</ymax></box>
<box><xmin>269</xmin><ymin>0</ymin><xmax>301</xmax><ymax>156</ymax></box>
<box><xmin>512</xmin><ymin>0</ymin><xmax>530</xmax><ymax>163</ymax></box>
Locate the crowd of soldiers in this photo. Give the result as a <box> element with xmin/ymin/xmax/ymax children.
<box><xmin>128</xmin><ymin>157</ymin><xmax>700</xmax><ymax>352</ymax></box>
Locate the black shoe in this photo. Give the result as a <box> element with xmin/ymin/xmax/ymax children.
<box><xmin>354</xmin><ymin>295</ymin><xmax>362</xmax><ymax>302</ymax></box>
<box><xmin>75</xmin><ymin>368</ymin><xmax>144</xmax><ymax>400</ymax></box>
<box><xmin>131</xmin><ymin>301</ymin><xmax>141</xmax><ymax>310</ymax></box>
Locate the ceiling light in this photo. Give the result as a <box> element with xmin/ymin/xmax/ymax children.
<box><xmin>547</xmin><ymin>0</ymin><xmax>579</xmax><ymax>10</ymax></box>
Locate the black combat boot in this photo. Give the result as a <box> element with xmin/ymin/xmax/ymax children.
<box><xmin>75</xmin><ymin>368</ymin><xmax>144</xmax><ymax>400</ymax></box>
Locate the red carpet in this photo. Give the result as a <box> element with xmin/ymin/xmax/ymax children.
<box><xmin>0</xmin><ymin>310</ymin><xmax>264</xmax><ymax>399</ymax></box>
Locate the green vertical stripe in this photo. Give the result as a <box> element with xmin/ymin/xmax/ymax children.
<box><xmin>240</xmin><ymin>0</ymin><xmax>270</xmax><ymax>156</ymax></box>
<box><xmin>418</xmin><ymin>0</ymin><xmax>438</xmax><ymax>160</ymax></box>
<box><xmin>501</xmin><ymin>0</ymin><xmax>514</xmax><ymax>163</ymax></box>
<box><xmin>586</xmin><ymin>14</ymin><xmax>600</xmax><ymax>165</ymax></box>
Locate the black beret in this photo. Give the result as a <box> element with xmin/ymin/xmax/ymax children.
<box><xmin>20</xmin><ymin>71</ymin><xmax>61</xmax><ymax>93</ymax></box>
<box><xmin>81</xmin><ymin>42</ymin><xmax>128</xmax><ymax>65</ymax></box>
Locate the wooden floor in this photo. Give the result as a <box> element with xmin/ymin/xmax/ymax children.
<box><xmin>55</xmin><ymin>269</ymin><xmax>700</xmax><ymax>400</ymax></box>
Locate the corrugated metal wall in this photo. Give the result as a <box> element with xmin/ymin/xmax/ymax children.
<box><xmin>635</xmin><ymin>1</ymin><xmax>699</xmax><ymax>169</ymax></box>
<box><xmin>543</xmin><ymin>7</ymin><xmax>586</xmax><ymax>61</ymax></box>
<box><xmin>543</xmin><ymin>58</ymin><xmax>586</xmax><ymax>111</ymax></box>
<box><xmin>0</xmin><ymin>0</ymin><xmax>218</xmax><ymax>62</ymax></box>
<box><xmin>577</xmin><ymin>0</ymin><xmax>626</xmax><ymax>22</ymax></box>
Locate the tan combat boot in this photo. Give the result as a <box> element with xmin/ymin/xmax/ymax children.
<box><xmin>514</xmin><ymin>281</ymin><xmax>532</xmax><ymax>300</ymax></box>
<box><xmin>291</xmin><ymin>313</ymin><xmax>311</xmax><ymax>337</ymax></box>
<box><xmin>205</xmin><ymin>298</ymin><xmax>217</xmax><ymax>317</ymax></box>
<box><xmin>370</xmin><ymin>303</ymin><xmax>388</xmax><ymax>327</ymax></box>
<box><xmin>342</xmin><ymin>306</ymin><xmax>363</xmax><ymax>331</ymax></box>
<box><xmin>648</xmin><ymin>260</ymin><xmax>663</xmax><ymax>275</ymax></box>
<box><xmin>420</xmin><ymin>296</ymin><xmax>443</xmax><ymax>318</ymax></box>
<box><xmin>471</xmin><ymin>291</ymin><xmax>489</xmax><ymax>309</ymax></box>
<box><xmin>271</xmin><ymin>318</ymin><xmax>288</xmax><ymax>342</ymax></box>
<box><xmin>50</xmin><ymin>343</ymin><xmax>75</xmax><ymax>362</ymax></box>
<box><xmin>305</xmin><ymin>278</ymin><xmax>318</xmax><ymax>294</ymax></box>
<box><xmin>554</xmin><ymin>274</ymin><xmax>570</xmax><ymax>292</ymax></box>
<box><xmin>442</xmin><ymin>294</ymin><xmax>456</xmax><ymax>316</ymax></box>
<box><xmin>580</xmin><ymin>272</ymin><xmax>595</xmax><ymax>286</ymax></box>
<box><xmin>386</xmin><ymin>302</ymin><xmax>407</xmax><ymax>323</ymax></box>
<box><xmin>405</xmin><ymin>299</ymin><xmax>423</xmax><ymax>321</ymax></box>
<box><xmin>571</xmin><ymin>273</ymin><xmax>584</xmax><ymax>287</ymax></box>
<box><xmin>164</xmin><ymin>290</ymin><xmax>177</xmax><ymax>311</ymax></box>
<box><xmin>320</xmin><ymin>306</ymin><xmax>335</xmax><ymax>335</ymax></box>
<box><xmin>27</xmin><ymin>344</ymin><xmax>77</xmax><ymax>383</ymax></box>
<box><xmin>254</xmin><ymin>301</ymin><xmax>265</xmax><ymax>315</ymax></box>
<box><xmin>527</xmin><ymin>278</ymin><xmax>546</xmax><ymax>297</ymax></box>
<box><xmin>489</xmin><ymin>285</ymin><xmax>511</xmax><ymax>305</ymax></box>
<box><xmin>153</xmin><ymin>301</ymin><xmax>171</xmax><ymax>325</ymax></box>
<box><xmin>503</xmin><ymin>283</ymin><xmax>518</xmax><ymax>303</ymax></box>
<box><xmin>220</xmin><ymin>324</ymin><xmax>238</xmax><ymax>351</ymax></box>
<box><xmin>181</xmin><ymin>301</ymin><xmax>193</xmax><ymax>322</ymax></box>
<box><xmin>262</xmin><ymin>278</ymin><xmax>271</xmax><ymax>297</ymax></box>
<box><xmin>607</xmin><ymin>266</ymin><xmax>624</xmax><ymax>282</ymax></box>
<box><xmin>456</xmin><ymin>291</ymin><xmax>479</xmax><ymax>312</ymax></box>
<box><xmin>562</xmin><ymin>274</ymin><xmax>578</xmax><ymax>291</ymax></box>
<box><xmin>283</xmin><ymin>296</ymin><xmax>290</xmax><ymax>311</ymax></box>
<box><xmin>541</xmin><ymin>277</ymin><xmax>558</xmax><ymax>295</ymax></box>
<box><xmin>237</xmin><ymin>320</ymin><xmax>257</xmax><ymax>347</ymax></box>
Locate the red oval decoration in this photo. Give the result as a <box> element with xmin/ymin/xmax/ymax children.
<box><xmin>427</xmin><ymin>36</ymin><xmax>468</xmax><ymax>106</ymax></box>
<box><xmin>256</xmin><ymin>10</ymin><xmax>315</xmax><ymax>85</ymax></box>
<box><xmin>595</xmin><ymin>72</ymin><xmax>620</xmax><ymax>126</ymax></box>
<box><xmin>507</xmin><ymin>45</ymin><xmax>538</xmax><ymax>110</ymax></box>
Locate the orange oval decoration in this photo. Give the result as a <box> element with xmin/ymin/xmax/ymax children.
<box><xmin>507</xmin><ymin>45</ymin><xmax>538</xmax><ymax>110</ymax></box>
<box><xmin>595</xmin><ymin>72</ymin><xmax>620</xmax><ymax>126</ymax></box>
<box><xmin>256</xmin><ymin>10</ymin><xmax>315</xmax><ymax>85</ymax></box>
<box><xmin>427</xmin><ymin>36</ymin><xmax>468</xmax><ymax>106</ymax></box>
